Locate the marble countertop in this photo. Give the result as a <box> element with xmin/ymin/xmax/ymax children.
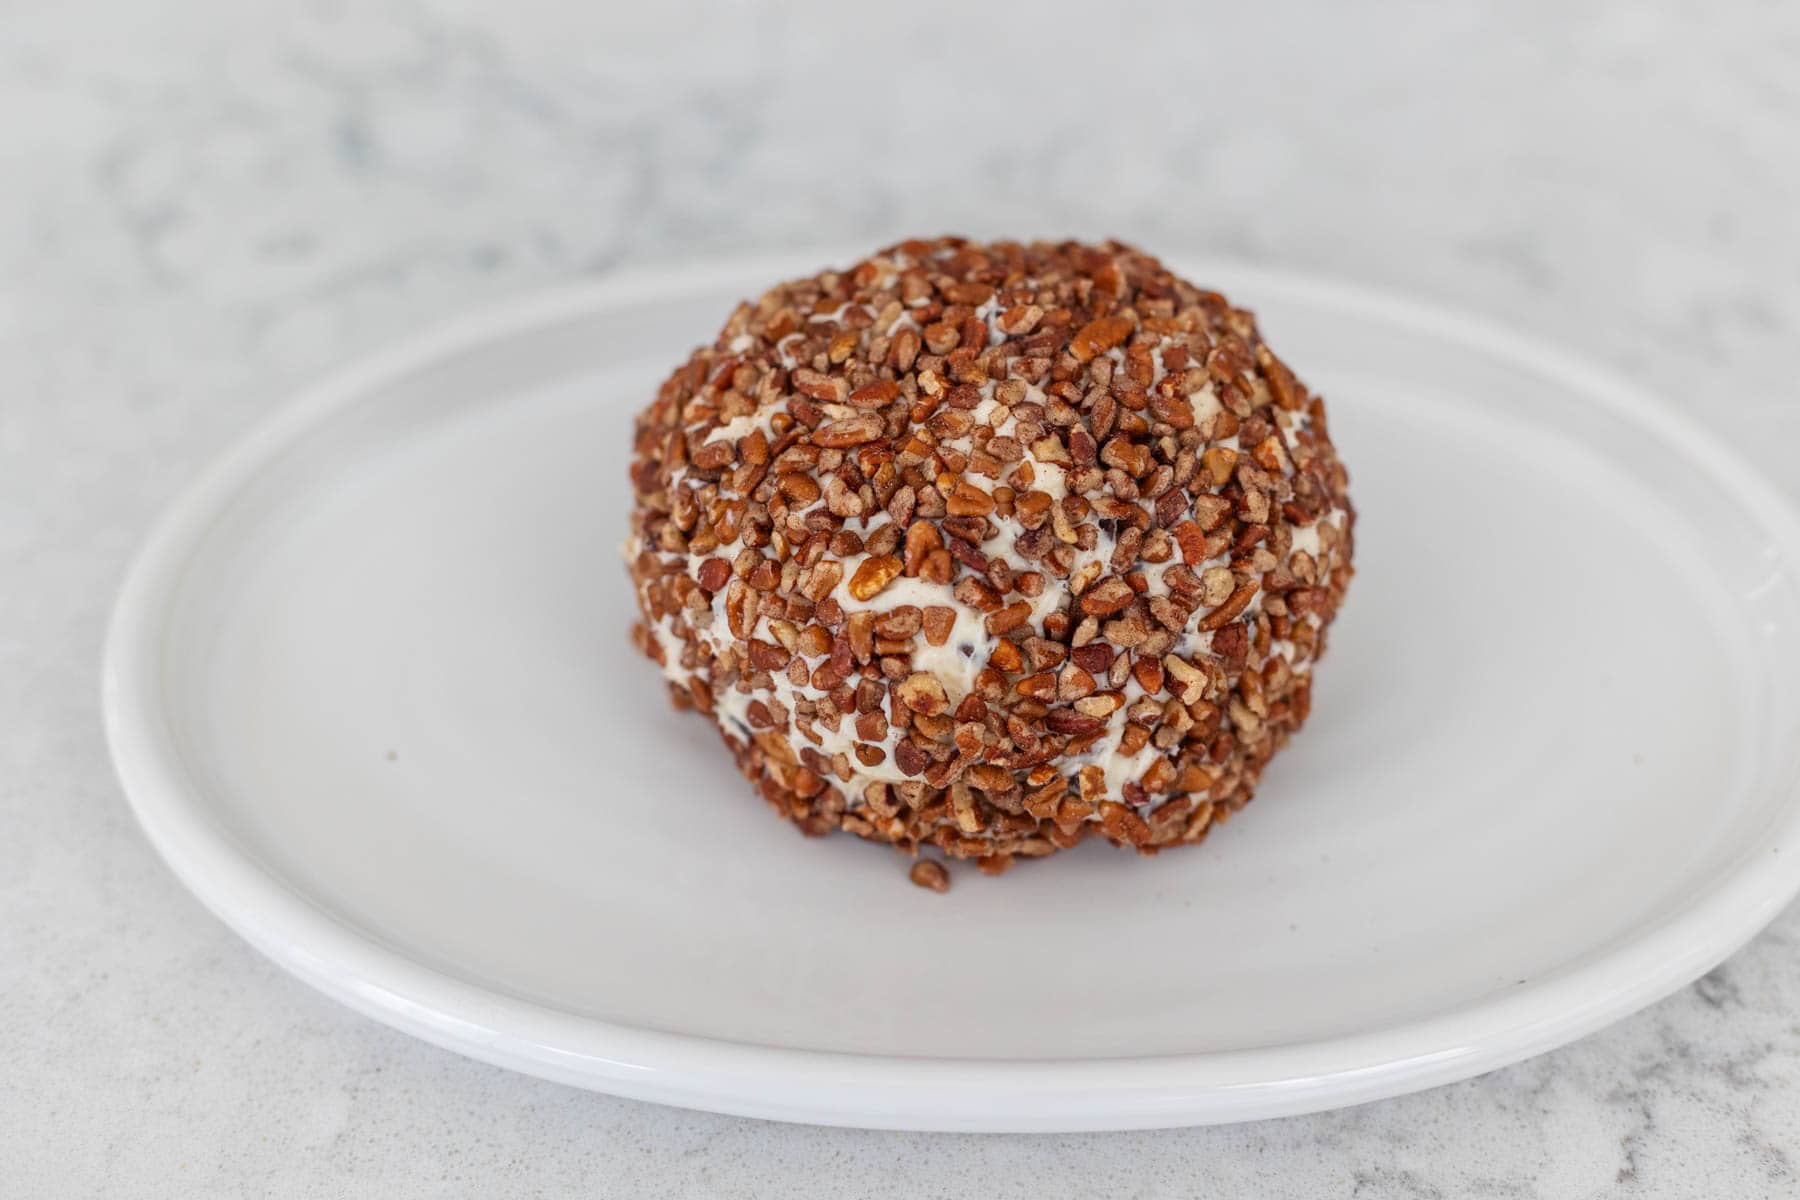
<box><xmin>5</xmin><ymin>2</ymin><xmax>1799</xmax><ymax>1195</ymax></box>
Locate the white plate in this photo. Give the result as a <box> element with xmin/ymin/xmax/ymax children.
<box><xmin>104</xmin><ymin>256</ymin><xmax>1800</xmax><ymax>1132</ymax></box>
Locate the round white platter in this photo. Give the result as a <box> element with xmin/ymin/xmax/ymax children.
<box><xmin>104</xmin><ymin>255</ymin><xmax>1800</xmax><ymax>1131</ymax></box>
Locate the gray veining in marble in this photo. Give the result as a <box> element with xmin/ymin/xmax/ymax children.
<box><xmin>4</xmin><ymin>2</ymin><xmax>1799</xmax><ymax>1196</ymax></box>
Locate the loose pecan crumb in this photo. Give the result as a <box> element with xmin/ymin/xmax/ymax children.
<box><xmin>909</xmin><ymin>859</ymin><xmax>951</xmax><ymax>892</ymax></box>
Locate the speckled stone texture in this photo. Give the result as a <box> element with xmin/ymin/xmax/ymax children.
<box><xmin>5</xmin><ymin>2</ymin><xmax>1799</xmax><ymax>1196</ymax></box>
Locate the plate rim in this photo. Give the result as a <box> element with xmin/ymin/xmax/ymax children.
<box><xmin>102</xmin><ymin>253</ymin><xmax>1800</xmax><ymax>1131</ymax></box>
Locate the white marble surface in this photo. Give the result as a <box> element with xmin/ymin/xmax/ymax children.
<box><xmin>5</xmin><ymin>1</ymin><xmax>1799</xmax><ymax>1195</ymax></box>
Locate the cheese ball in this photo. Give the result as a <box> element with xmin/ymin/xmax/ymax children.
<box><xmin>626</xmin><ymin>238</ymin><xmax>1353</xmax><ymax>877</ymax></box>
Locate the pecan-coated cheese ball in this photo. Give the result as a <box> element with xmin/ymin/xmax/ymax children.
<box><xmin>626</xmin><ymin>238</ymin><xmax>1353</xmax><ymax>881</ymax></box>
